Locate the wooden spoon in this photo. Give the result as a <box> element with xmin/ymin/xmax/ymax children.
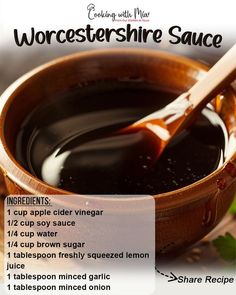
<box><xmin>123</xmin><ymin>44</ymin><xmax>236</xmax><ymax>159</ymax></box>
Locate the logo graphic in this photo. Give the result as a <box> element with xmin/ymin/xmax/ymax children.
<box><xmin>87</xmin><ymin>3</ymin><xmax>150</xmax><ymax>22</ymax></box>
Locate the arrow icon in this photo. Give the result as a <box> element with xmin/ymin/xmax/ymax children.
<box><xmin>155</xmin><ymin>266</ymin><xmax>178</xmax><ymax>282</ymax></box>
<box><xmin>168</xmin><ymin>272</ymin><xmax>178</xmax><ymax>282</ymax></box>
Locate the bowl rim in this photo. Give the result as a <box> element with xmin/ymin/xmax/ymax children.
<box><xmin>0</xmin><ymin>47</ymin><xmax>235</xmax><ymax>208</ymax></box>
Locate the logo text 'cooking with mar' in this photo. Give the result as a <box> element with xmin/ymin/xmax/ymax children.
<box><xmin>87</xmin><ymin>3</ymin><xmax>150</xmax><ymax>22</ymax></box>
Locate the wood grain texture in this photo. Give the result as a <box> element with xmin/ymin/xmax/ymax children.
<box><xmin>169</xmin><ymin>213</ymin><xmax>236</xmax><ymax>269</ymax></box>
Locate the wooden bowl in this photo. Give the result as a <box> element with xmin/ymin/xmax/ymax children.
<box><xmin>0</xmin><ymin>49</ymin><xmax>236</xmax><ymax>253</ymax></box>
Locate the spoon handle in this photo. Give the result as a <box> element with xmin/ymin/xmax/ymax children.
<box><xmin>189</xmin><ymin>44</ymin><xmax>236</xmax><ymax>108</ymax></box>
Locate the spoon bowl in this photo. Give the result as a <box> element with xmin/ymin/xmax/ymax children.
<box><xmin>124</xmin><ymin>45</ymin><xmax>236</xmax><ymax>161</ymax></box>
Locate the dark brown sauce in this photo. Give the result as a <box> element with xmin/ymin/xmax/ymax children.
<box><xmin>16</xmin><ymin>81</ymin><xmax>227</xmax><ymax>195</ymax></box>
